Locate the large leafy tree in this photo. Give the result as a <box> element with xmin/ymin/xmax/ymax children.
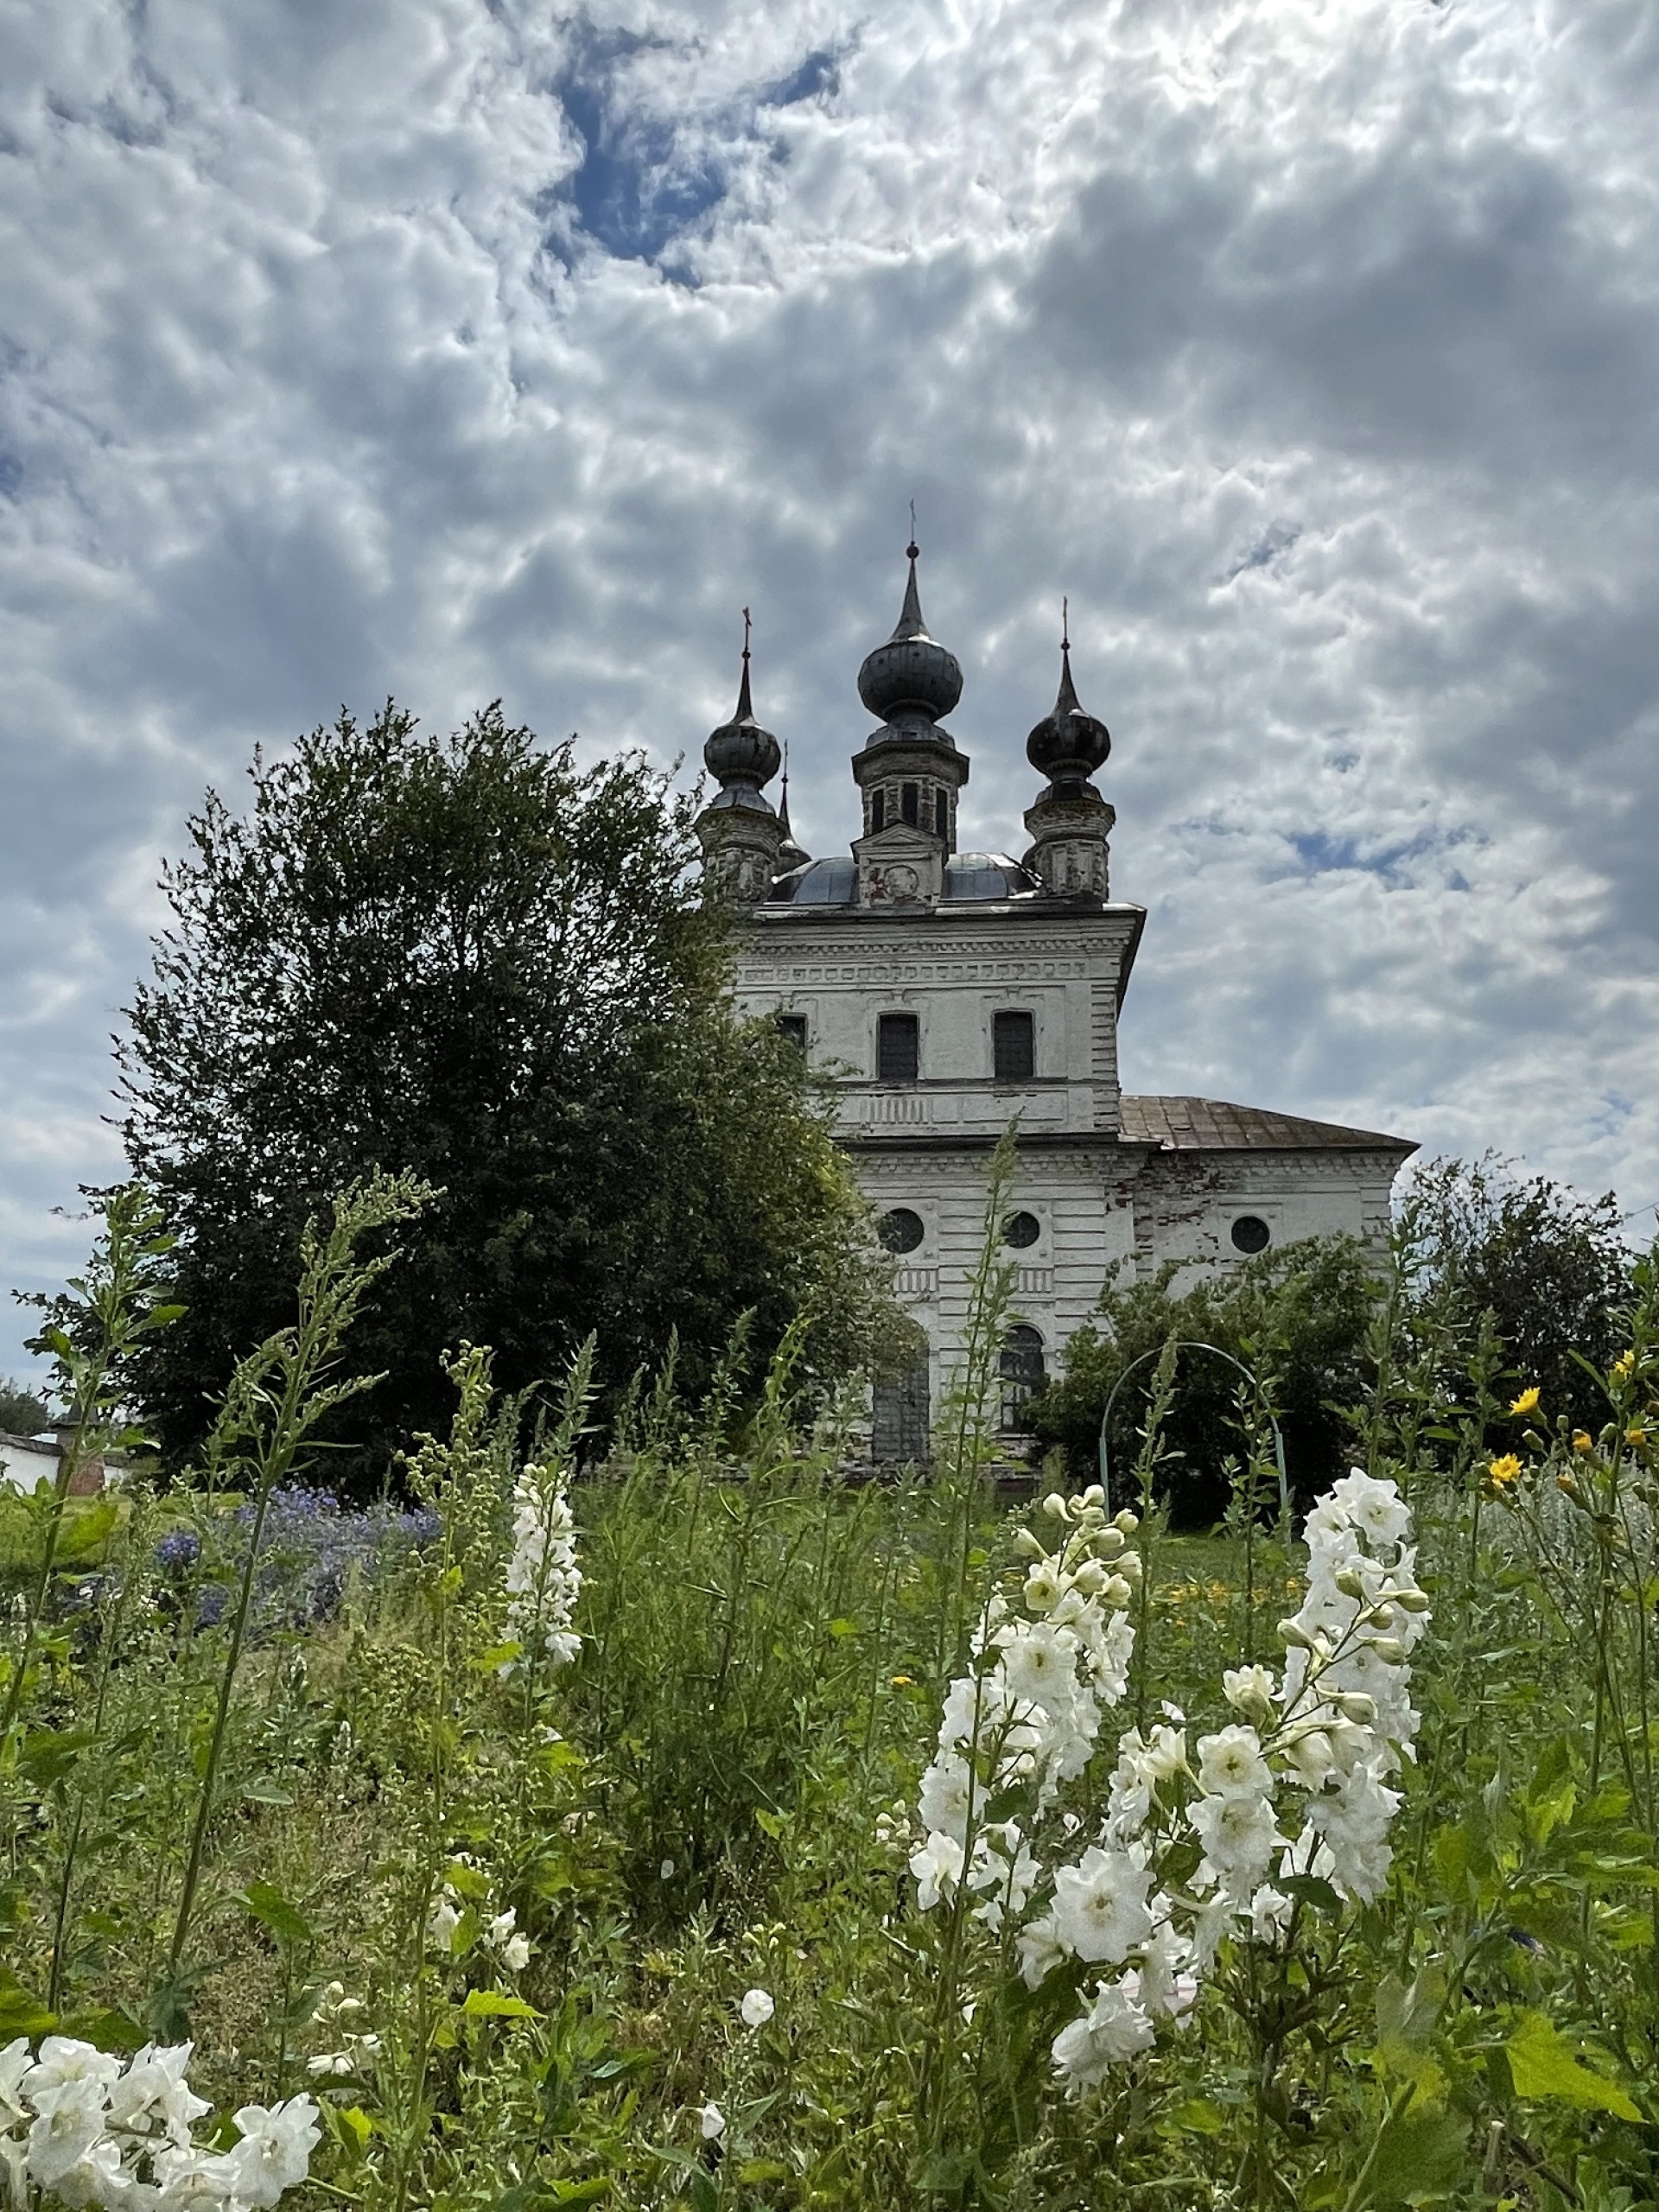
<box><xmin>120</xmin><ymin>702</ymin><xmax>892</xmax><ymax>1480</ymax></box>
<box><xmin>1399</xmin><ymin>1154</ymin><xmax>1632</xmax><ymax>1434</ymax></box>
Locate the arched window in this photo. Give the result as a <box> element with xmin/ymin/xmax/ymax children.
<box><xmin>999</xmin><ymin>1325</ymin><xmax>1046</xmax><ymax>1432</ymax></box>
<box><xmin>873</xmin><ymin>1343</ymin><xmax>931</xmax><ymax>1464</ymax></box>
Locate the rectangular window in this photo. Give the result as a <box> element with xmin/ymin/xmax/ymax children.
<box><xmin>877</xmin><ymin>1012</ymin><xmax>920</xmax><ymax>1083</ymax></box>
<box><xmin>934</xmin><ymin>790</ymin><xmax>949</xmax><ymax>836</ymax></box>
<box><xmin>993</xmin><ymin>1009</ymin><xmax>1035</xmax><ymax>1082</ymax></box>
<box><xmin>901</xmin><ymin>782</ymin><xmax>918</xmax><ymax>827</ymax></box>
<box><xmin>870</xmin><ymin>789</ymin><xmax>886</xmax><ymax>833</ymax></box>
<box><xmin>775</xmin><ymin>1014</ymin><xmax>807</xmax><ymax>1053</ymax></box>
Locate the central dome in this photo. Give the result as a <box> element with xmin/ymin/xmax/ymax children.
<box><xmin>856</xmin><ymin>543</ymin><xmax>963</xmax><ymax>722</ymax></box>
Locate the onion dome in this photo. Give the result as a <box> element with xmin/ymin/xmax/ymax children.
<box><xmin>1027</xmin><ymin>620</ymin><xmax>1110</xmax><ymax>786</ymax></box>
<box><xmin>703</xmin><ymin>622</ymin><xmax>781</xmax><ymax>807</ymax></box>
<box><xmin>856</xmin><ymin>542</ymin><xmax>963</xmax><ymax>723</ymax></box>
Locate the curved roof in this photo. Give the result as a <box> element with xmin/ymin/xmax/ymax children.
<box><xmin>766</xmin><ymin>852</ymin><xmax>1044</xmax><ymax>906</ymax></box>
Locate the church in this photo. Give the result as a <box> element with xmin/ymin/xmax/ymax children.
<box><xmin>695</xmin><ymin>543</ymin><xmax>1415</xmax><ymax>1458</ymax></box>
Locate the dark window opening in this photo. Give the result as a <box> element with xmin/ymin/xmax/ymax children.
<box><xmin>1002</xmin><ymin>1210</ymin><xmax>1040</xmax><ymax>1249</ymax></box>
<box><xmin>879</xmin><ymin>1207</ymin><xmax>925</xmax><ymax>1255</ymax></box>
<box><xmin>993</xmin><ymin>1010</ymin><xmax>1035</xmax><ymax>1082</ymax></box>
<box><xmin>999</xmin><ymin>1325</ymin><xmax>1046</xmax><ymax>1431</ymax></box>
<box><xmin>901</xmin><ymin>782</ymin><xmax>918</xmax><ymax>827</ymax></box>
<box><xmin>1230</xmin><ymin>1215</ymin><xmax>1271</xmax><ymax>1255</ymax></box>
<box><xmin>871</xmin><ymin>789</ymin><xmax>885</xmax><ymax>833</ymax></box>
<box><xmin>935</xmin><ymin>790</ymin><xmax>949</xmax><ymax>836</ymax></box>
<box><xmin>873</xmin><ymin>1351</ymin><xmax>931</xmax><ymax>1463</ymax></box>
<box><xmin>775</xmin><ymin>1014</ymin><xmax>807</xmax><ymax>1053</ymax></box>
<box><xmin>877</xmin><ymin>1013</ymin><xmax>920</xmax><ymax>1083</ymax></box>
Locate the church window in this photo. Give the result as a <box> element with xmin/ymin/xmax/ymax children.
<box><xmin>934</xmin><ymin>790</ymin><xmax>949</xmax><ymax>836</ymax></box>
<box><xmin>775</xmin><ymin>1014</ymin><xmax>808</xmax><ymax>1053</ymax></box>
<box><xmin>993</xmin><ymin>1009</ymin><xmax>1035</xmax><ymax>1082</ymax></box>
<box><xmin>999</xmin><ymin>1325</ymin><xmax>1046</xmax><ymax>1431</ymax></box>
<box><xmin>901</xmin><ymin>782</ymin><xmax>919</xmax><ymax>826</ymax></box>
<box><xmin>1002</xmin><ymin>1210</ymin><xmax>1040</xmax><ymax>1249</ymax></box>
<box><xmin>1230</xmin><ymin>1215</ymin><xmax>1271</xmax><ymax>1255</ymax></box>
<box><xmin>872</xmin><ymin>1346</ymin><xmax>931</xmax><ymax>1463</ymax></box>
<box><xmin>877</xmin><ymin>1012</ymin><xmax>920</xmax><ymax>1083</ymax></box>
<box><xmin>879</xmin><ymin>1207</ymin><xmax>925</xmax><ymax>1254</ymax></box>
<box><xmin>871</xmin><ymin>789</ymin><xmax>886</xmax><ymax>832</ymax></box>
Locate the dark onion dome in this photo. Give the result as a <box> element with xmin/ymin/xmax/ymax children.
<box><xmin>704</xmin><ymin>641</ymin><xmax>781</xmax><ymax>804</ymax></box>
<box><xmin>857</xmin><ymin>543</ymin><xmax>964</xmax><ymax>723</ymax></box>
<box><xmin>944</xmin><ymin>852</ymin><xmax>1042</xmax><ymax>900</ymax></box>
<box><xmin>769</xmin><ymin>856</ymin><xmax>856</xmax><ymax>905</ymax></box>
<box><xmin>1027</xmin><ymin>634</ymin><xmax>1109</xmax><ymax>784</ymax></box>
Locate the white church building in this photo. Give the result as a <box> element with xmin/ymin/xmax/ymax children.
<box><xmin>696</xmin><ymin>544</ymin><xmax>1414</xmax><ymax>1458</ymax></box>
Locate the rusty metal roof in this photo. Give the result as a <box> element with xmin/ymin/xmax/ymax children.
<box><xmin>1120</xmin><ymin>1094</ymin><xmax>1415</xmax><ymax>1154</ymax></box>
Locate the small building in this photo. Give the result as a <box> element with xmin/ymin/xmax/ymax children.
<box><xmin>695</xmin><ymin>549</ymin><xmax>1414</xmax><ymax>1455</ymax></box>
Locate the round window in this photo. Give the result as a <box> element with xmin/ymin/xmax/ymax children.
<box><xmin>1230</xmin><ymin>1215</ymin><xmax>1271</xmax><ymax>1255</ymax></box>
<box><xmin>1002</xmin><ymin>1211</ymin><xmax>1041</xmax><ymax>1249</ymax></box>
<box><xmin>880</xmin><ymin>1207</ymin><xmax>925</xmax><ymax>1255</ymax></box>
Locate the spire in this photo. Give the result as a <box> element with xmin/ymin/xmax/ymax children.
<box><xmin>891</xmin><ymin>539</ymin><xmax>927</xmax><ymax>643</ymax></box>
<box><xmin>1027</xmin><ymin>601</ymin><xmax>1109</xmax><ymax>785</ymax></box>
<box><xmin>776</xmin><ymin>740</ymin><xmax>810</xmax><ymax>872</ymax></box>
<box><xmin>1054</xmin><ymin>594</ymin><xmax>1082</xmax><ymax>717</ymax></box>
<box><xmin>734</xmin><ymin>604</ymin><xmax>755</xmax><ymax>721</ymax></box>
<box><xmin>703</xmin><ymin>607</ymin><xmax>780</xmax><ymax>803</ymax></box>
<box><xmin>857</xmin><ymin>529</ymin><xmax>963</xmax><ymax>722</ymax></box>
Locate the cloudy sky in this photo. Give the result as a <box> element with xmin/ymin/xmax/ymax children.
<box><xmin>3</xmin><ymin>0</ymin><xmax>1658</xmax><ymax>1383</ymax></box>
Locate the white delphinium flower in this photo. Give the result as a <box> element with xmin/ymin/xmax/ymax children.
<box><xmin>909</xmin><ymin>1831</ymin><xmax>964</xmax><ymax>1910</ymax></box>
<box><xmin>698</xmin><ymin>2102</ymin><xmax>726</xmax><ymax>2141</ymax></box>
<box><xmin>219</xmin><ymin>2099</ymin><xmax>322</xmax><ymax>2209</ymax></box>
<box><xmin>967</xmin><ymin>1821</ymin><xmax>1040</xmax><ymax>1931</ymax></box>
<box><xmin>1015</xmin><ymin>1914</ymin><xmax>1067</xmax><ymax>1989</ymax></box>
<box><xmin>1136</xmin><ymin>1913</ymin><xmax>1199</xmax><ymax>2021</ymax></box>
<box><xmin>1196</xmin><ymin>1725</ymin><xmax>1273</xmax><ymax>1801</ymax></box>
<box><xmin>1051</xmin><ymin>1974</ymin><xmax>1155</xmax><ymax>2094</ymax></box>
<box><xmin>1050</xmin><ymin>1845</ymin><xmax>1155</xmax><ymax>1963</ymax></box>
<box><xmin>1249</xmin><ymin>1885</ymin><xmax>1294</xmax><ymax>1946</ymax></box>
<box><xmin>739</xmin><ymin>1989</ymin><xmax>774</xmax><ymax>2029</ymax></box>
<box><xmin>504</xmin><ymin>1461</ymin><xmax>583</xmax><ymax>1670</ymax></box>
<box><xmin>1188</xmin><ymin>1787</ymin><xmax>1287</xmax><ymax>1901</ymax></box>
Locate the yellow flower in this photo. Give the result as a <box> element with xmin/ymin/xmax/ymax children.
<box><xmin>1572</xmin><ymin>1430</ymin><xmax>1594</xmax><ymax>1454</ymax></box>
<box><xmin>1613</xmin><ymin>1351</ymin><xmax>1637</xmax><ymax>1381</ymax></box>
<box><xmin>1487</xmin><ymin>1453</ymin><xmax>1522</xmax><ymax>1489</ymax></box>
<box><xmin>888</xmin><ymin>1674</ymin><xmax>914</xmax><ymax>1688</ymax></box>
<box><xmin>1508</xmin><ymin>1386</ymin><xmax>1541</xmax><ymax>1417</ymax></box>
<box><xmin>1627</xmin><ymin>1426</ymin><xmax>1649</xmax><ymax>1451</ymax></box>
<box><xmin>1558</xmin><ymin>1471</ymin><xmax>1579</xmax><ymax>1496</ymax></box>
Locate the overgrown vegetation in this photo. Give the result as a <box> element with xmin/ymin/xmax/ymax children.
<box><xmin>2</xmin><ymin>1170</ymin><xmax>1656</xmax><ymax>2210</ymax></box>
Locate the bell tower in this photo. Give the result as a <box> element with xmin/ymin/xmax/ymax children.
<box><xmin>849</xmin><ymin>540</ymin><xmax>971</xmax><ymax>906</ymax></box>
<box><xmin>1020</xmin><ymin>607</ymin><xmax>1115</xmax><ymax>898</ymax></box>
<box><xmin>694</xmin><ymin>613</ymin><xmax>785</xmax><ymax>904</ymax></box>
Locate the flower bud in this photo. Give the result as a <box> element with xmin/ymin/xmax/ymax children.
<box><xmin>1334</xmin><ymin>1567</ymin><xmax>1366</xmax><ymax>1599</ymax></box>
<box><xmin>1096</xmin><ymin>1528</ymin><xmax>1126</xmax><ymax>1559</ymax></box>
<box><xmin>1278</xmin><ymin>1618</ymin><xmax>1316</xmax><ymax>1649</ymax></box>
<box><xmin>1114</xmin><ymin>1510</ymin><xmax>1140</xmax><ymax>1535</ymax></box>
<box><xmin>1012</xmin><ymin>1528</ymin><xmax>1045</xmax><ymax>1557</ymax></box>
<box><xmin>1394</xmin><ymin>1586</ymin><xmax>1430</xmax><ymax>1613</ymax></box>
<box><xmin>1042</xmin><ymin>1491</ymin><xmax>1070</xmax><ymax>1521</ymax></box>
<box><xmin>1370</xmin><ymin>1637</ymin><xmax>1407</xmax><ymax>1664</ymax></box>
<box><xmin>1080</xmin><ymin>1484</ymin><xmax>1104</xmax><ymax>1508</ymax></box>
<box><xmin>1337</xmin><ymin>1692</ymin><xmax>1377</xmax><ymax>1724</ymax></box>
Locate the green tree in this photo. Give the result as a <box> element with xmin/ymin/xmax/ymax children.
<box><xmin>119</xmin><ymin>701</ymin><xmax>895</xmax><ymax>1484</ymax></box>
<box><xmin>1027</xmin><ymin>1235</ymin><xmax>1379</xmax><ymax>1526</ymax></box>
<box><xmin>1400</xmin><ymin>1153</ymin><xmax>1631</xmax><ymax>1434</ymax></box>
<box><xmin>0</xmin><ymin>1377</ymin><xmax>52</xmax><ymax>1436</ymax></box>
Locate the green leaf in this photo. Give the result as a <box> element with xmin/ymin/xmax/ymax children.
<box><xmin>1166</xmin><ymin>2098</ymin><xmax>1226</xmax><ymax>2134</ymax></box>
<box><xmin>686</xmin><ymin>2172</ymin><xmax>719</xmax><ymax>2212</ymax></box>
<box><xmin>238</xmin><ymin>1882</ymin><xmax>314</xmax><ymax>1948</ymax></box>
<box><xmin>548</xmin><ymin>2183</ymin><xmax>611</xmax><ymax>2207</ymax></box>
<box><xmin>461</xmin><ymin>1990</ymin><xmax>540</xmax><ymax>2021</ymax></box>
<box><xmin>57</xmin><ymin>2005</ymin><xmax>147</xmax><ymax>2054</ymax></box>
<box><xmin>1363</xmin><ymin>2108</ymin><xmax>1471</xmax><ymax>2206</ymax></box>
<box><xmin>1281</xmin><ymin>1872</ymin><xmax>1343</xmax><ymax>1915</ymax></box>
<box><xmin>754</xmin><ymin>1808</ymin><xmax>786</xmax><ymax>1840</ymax></box>
<box><xmin>18</xmin><ymin>1727</ymin><xmax>97</xmax><ymax>1788</ymax></box>
<box><xmin>736</xmin><ymin>2162</ymin><xmax>791</xmax><ymax>2184</ymax></box>
<box><xmin>826</xmin><ymin>1618</ymin><xmax>858</xmax><ymax>1638</ymax></box>
<box><xmin>239</xmin><ymin>1782</ymin><xmax>295</xmax><ymax>1807</ymax></box>
<box><xmin>1504</xmin><ymin>2011</ymin><xmax>1643</xmax><ymax>2121</ymax></box>
<box><xmin>0</xmin><ymin>1975</ymin><xmax>54</xmax><ymax>2041</ymax></box>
